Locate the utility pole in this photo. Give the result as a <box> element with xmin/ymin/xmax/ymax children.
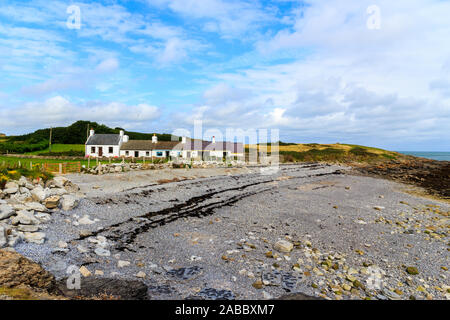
<box><xmin>49</xmin><ymin>127</ymin><xmax>52</xmax><ymax>152</ymax></box>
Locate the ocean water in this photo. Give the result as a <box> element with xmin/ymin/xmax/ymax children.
<box><xmin>398</xmin><ymin>151</ymin><xmax>450</xmax><ymax>161</ymax></box>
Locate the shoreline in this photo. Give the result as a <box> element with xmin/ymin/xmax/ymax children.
<box><xmin>1</xmin><ymin>162</ymin><xmax>448</xmax><ymax>300</ymax></box>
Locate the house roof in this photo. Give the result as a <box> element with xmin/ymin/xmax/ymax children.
<box><xmin>121</xmin><ymin>139</ymin><xmax>243</xmax><ymax>153</ymax></box>
<box><xmin>86</xmin><ymin>134</ymin><xmax>121</xmax><ymax>146</ymax></box>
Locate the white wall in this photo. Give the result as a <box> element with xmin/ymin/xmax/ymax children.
<box><xmin>86</xmin><ymin>145</ymin><xmax>120</xmax><ymax>157</ymax></box>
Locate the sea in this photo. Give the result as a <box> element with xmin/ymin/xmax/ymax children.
<box><xmin>397</xmin><ymin>151</ymin><xmax>450</xmax><ymax>161</ymax></box>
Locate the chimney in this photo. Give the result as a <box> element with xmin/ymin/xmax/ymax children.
<box><xmin>152</xmin><ymin>134</ymin><xmax>158</xmax><ymax>143</ymax></box>
<box><xmin>120</xmin><ymin>130</ymin><xmax>124</xmax><ymax>137</ymax></box>
<box><xmin>212</xmin><ymin>136</ymin><xmax>216</xmax><ymax>143</ymax></box>
<box><xmin>181</xmin><ymin>136</ymin><xmax>186</xmax><ymax>144</ymax></box>
<box><xmin>123</xmin><ymin>135</ymin><xmax>129</xmax><ymax>143</ymax></box>
<box><xmin>89</xmin><ymin>129</ymin><xmax>95</xmax><ymax>137</ymax></box>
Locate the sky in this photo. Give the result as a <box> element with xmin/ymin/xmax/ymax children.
<box><xmin>0</xmin><ymin>0</ymin><xmax>449</xmax><ymax>151</ymax></box>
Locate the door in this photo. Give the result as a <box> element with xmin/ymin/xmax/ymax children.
<box><xmin>98</xmin><ymin>147</ymin><xmax>103</xmax><ymax>157</ymax></box>
<box><xmin>134</xmin><ymin>151</ymin><xmax>139</xmax><ymax>157</ymax></box>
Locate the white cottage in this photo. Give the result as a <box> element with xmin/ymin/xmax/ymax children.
<box><xmin>85</xmin><ymin>129</ymin><xmax>128</xmax><ymax>158</ymax></box>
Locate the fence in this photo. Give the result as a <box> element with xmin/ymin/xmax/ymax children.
<box><xmin>43</xmin><ymin>162</ymin><xmax>81</xmax><ymax>174</ymax></box>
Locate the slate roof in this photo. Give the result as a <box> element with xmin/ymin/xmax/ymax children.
<box><xmin>86</xmin><ymin>134</ymin><xmax>121</xmax><ymax>146</ymax></box>
<box><xmin>121</xmin><ymin>139</ymin><xmax>243</xmax><ymax>153</ymax></box>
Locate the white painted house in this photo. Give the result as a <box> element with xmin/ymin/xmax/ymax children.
<box><xmin>85</xmin><ymin>130</ymin><xmax>244</xmax><ymax>160</ymax></box>
<box><xmin>85</xmin><ymin>129</ymin><xmax>128</xmax><ymax>158</ymax></box>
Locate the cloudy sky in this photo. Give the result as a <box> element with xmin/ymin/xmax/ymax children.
<box><xmin>0</xmin><ymin>0</ymin><xmax>449</xmax><ymax>151</ymax></box>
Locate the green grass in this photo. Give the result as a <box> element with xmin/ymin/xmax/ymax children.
<box><xmin>25</xmin><ymin>144</ymin><xmax>85</xmax><ymax>155</ymax></box>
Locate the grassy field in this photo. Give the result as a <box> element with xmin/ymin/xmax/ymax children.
<box><xmin>246</xmin><ymin>143</ymin><xmax>399</xmax><ymax>163</ymax></box>
<box><xmin>25</xmin><ymin>144</ymin><xmax>85</xmax><ymax>155</ymax></box>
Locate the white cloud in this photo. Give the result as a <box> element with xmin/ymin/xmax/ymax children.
<box><xmin>2</xmin><ymin>96</ymin><xmax>161</xmax><ymax>132</ymax></box>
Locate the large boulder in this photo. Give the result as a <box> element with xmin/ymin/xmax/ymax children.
<box><xmin>61</xmin><ymin>195</ymin><xmax>79</xmax><ymax>211</ymax></box>
<box><xmin>56</xmin><ymin>277</ymin><xmax>148</xmax><ymax>300</ymax></box>
<box><xmin>0</xmin><ymin>204</ymin><xmax>15</xmax><ymax>220</ymax></box>
<box><xmin>0</xmin><ymin>249</ymin><xmax>56</xmax><ymax>290</ymax></box>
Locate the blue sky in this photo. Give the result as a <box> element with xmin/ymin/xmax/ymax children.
<box><xmin>0</xmin><ymin>0</ymin><xmax>449</xmax><ymax>151</ymax></box>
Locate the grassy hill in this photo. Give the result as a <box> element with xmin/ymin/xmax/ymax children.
<box><xmin>246</xmin><ymin>142</ymin><xmax>399</xmax><ymax>163</ymax></box>
<box><xmin>0</xmin><ymin>121</ymin><xmax>175</xmax><ymax>154</ymax></box>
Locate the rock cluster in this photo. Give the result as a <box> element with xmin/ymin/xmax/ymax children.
<box><xmin>82</xmin><ymin>160</ymin><xmax>244</xmax><ymax>175</ymax></box>
<box><xmin>0</xmin><ymin>175</ymin><xmax>81</xmax><ymax>248</ymax></box>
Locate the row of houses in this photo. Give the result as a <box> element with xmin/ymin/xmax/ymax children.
<box><xmin>85</xmin><ymin>129</ymin><xmax>244</xmax><ymax>159</ymax></box>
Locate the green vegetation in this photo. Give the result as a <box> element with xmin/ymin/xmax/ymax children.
<box><xmin>1</xmin><ymin>120</ymin><xmax>176</xmax><ymax>155</ymax></box>
<box><xmin>0</xmin><ymin>165</ymin><xmax>53</xmax><ymax>189</ymax></box>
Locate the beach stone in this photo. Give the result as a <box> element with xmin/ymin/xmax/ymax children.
<box><xmin>79</xmin><ymin>266</ymin><xmax>92</xmax><ymax>277</ymax></box>
<box><xmin>31</xmin><ymin>186</ymin><xmax>47</xmax><ymax>202</ymax></box>
<box><xmin>78</xmin><ymin>215</ymin><xmax>95</xmax><ymax>225</ymax></box>
<box><xmin>57</xmin><ymin>241</ymin><xmax>68</xmax><ymax>249</ymax></box>
<box><xmin>44</xmin><ymin>196</ymin><xmax>60</xmax><ymax>209</ymax></box>
<box><xmin>24</xmin><ymin>232</ymin><xmax>46</xmax><ymax>244</ymax></box>
<box><xmin>17</xmin><ymin>176</ymin><xmax>27</xmax><ymax>187</ymax></box>
<box><xmin>274</xmin><ymin>240</ymin><xmax>294</xmax><ymax>253</ymax></box>
<box><xmin>406</xmin><ymin>267</ymin><xmax>419</xmax><ymax>275</ymax></box>
<box><xmin>5</xmin><ymin>181</ymin><xmax>19</xmax><ymax>190</ymax></box>
<box><xmin>94</xmin><ymin>247</ymin><xmax>111</xmax><ymax>257</ymax></box>
<box><xmin>4</xmin><ymin>187</ymin><xmax>18</xmax><ymax>194</ymax></box>
<box><xmin>17</xmin><ymin>225</ymin><xmax>39</xmax><ymax>232</ymax></box>
<box><xmin>52</xmin><ymin>176</ymin><xmax>68</xmax><ymax>188</ymax></box>
<box><xmin>25</xmin><ymin>202</ymin><xmax>47</xmax><ymax>212</ymax></box>
<box><xmin>0</xmin><ymin>204</ymin><xmax>14</xmax><ymax>220</ymax></box>
<box><xmin>118</xmin><ymin>260</ymin><xmax>131</xmax><ymax>268</ymax></box>
<box><xmin>136</xmin><ymin>271</ymin><xmax>146</xmax><ymax>278</ymax></box>
<box><xmin>11</xmin><ymin>210</ymin><xmax>39</xmax><ymax>225</ymax></box>
<box><xmin>61</xmin><ymin>195</ymin><xmax>79</xmax><ymax>211</ymax></box>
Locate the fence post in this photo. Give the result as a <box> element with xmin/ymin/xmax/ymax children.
<box><xmin>59</xmin><ymin>163</ymin><xmax>62</xmax><ymax>174</ymax></box>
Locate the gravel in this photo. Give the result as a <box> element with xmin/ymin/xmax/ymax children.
<box><xmin>13</xmin><ymin>163</ymin><xmax>450</xmax><ymax>300</ymax></box>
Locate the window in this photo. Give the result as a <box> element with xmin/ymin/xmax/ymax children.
<box><xmin>146</xmin><ymin>151</ymin><xmax>150</xmax><ymax>156</ymax></box>
<box><xmin>125</xmin><ymin>151</ymin><xmax>129</xmax><ymax>156</ymax></box>
<box><xmin>91</xmin><ymin>147</ymin><xmax>95</xmax><ymax>153</ymax></box>
<box><xmin>156</xmin><ymin>151</ymin><xmax>163</xmax><ymax>157</ymax></box>
<box><xmin>109</xmin><ymin>147</ymin><xmax>113</xmax><ymax>154</ymax></box>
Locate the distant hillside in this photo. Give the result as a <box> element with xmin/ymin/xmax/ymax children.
<box><xmin>0</xmin><ymin>120</ymin><xmax>175</xmax><ymax>154</ymax></box>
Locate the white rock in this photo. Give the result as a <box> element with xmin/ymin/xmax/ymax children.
<box><xmin>25</xmin><ymin>202</ymin><xmax>47</xmax><ymax>212</ymax></box>
<box><xmin>0</xmin><ymin>204</ymin><xmax>15</xmax><ymax>220</ymax></box>
<box><xmin>53</xmin><ymin>176</ymin><xmax>68</xmax><ymax>188</ymax></box>
<box><xmin>263</xmin><ymin>291</ymin><xmax>273</xmax><ymax>299</ymax></box>
<box><xmin>23</xmin><ymin>232</ymin><xmax>46</xmax><ymax>244</ymax></box>
<box><xmin>118</xmin><ymin>260</ymin><xmax>131</xmax><ymax>268</ymax></box>
<box><xmin>61</xmin><ymin>195</ymin><xmax>79</xmax><ymax>211</ymax></box>
<box><xmin>77</xmin><ymin>245</ymin><xmax>88</xmax><ymax>253</ymax></box>
<box><xmin>78</xmin><ymin>215</ymin><xmax>95</xmax><ymax>225</ymax></box>
<box><xmin>18</xmin><ymin>176</ymin><xmax>27</xmax><ymax>187</ymax></box>
<box><xmin>5</xmin><ymin>181</ymin><xmax>18</xmax><ymax>190</ymax></box>
<box><xmin>274</xmin><ymin>240</ymin><xmax>294</xmax><ymax>253</ymax></box>
<box><xmin>17</xmin><ymin>225</ymin><xmax>39</xmax><ymax>232</ymax></box>
<box><xmin>34</xmin><ymin>212</ymin><xmax>51</xmax><ymax>223</ymax></box>
<box><xmin>136</xmin><ymin>271</ymin><xmax>146</xmax><ymax>278</ymax></box>
<box><xmin>4</xmin><ymin>187</ymin><xmax>18</xmax><ymax>195</ymax></box>
<box><xmin>94</xmin><ymin>247</ymin><xmax>111</xmax><ymax>257</ymax></box>
<box><xmin>95</xmin><ymin>270</ymin><xmax>104</xmax><ymax>276</ymax></box>
<box><xmin>58</xmin><ymin>241</ymin><xmax>68</xmax><ymax>249</ymax></box>
<box><xmin>11</xmin><ymin>210</ymin><xmax>39</xmax><ymax>225</ymax></box>
<box><xmin>31</xmin><ymin>186</ymin><xmax>47</xmax><ymax>202</ymax></box>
